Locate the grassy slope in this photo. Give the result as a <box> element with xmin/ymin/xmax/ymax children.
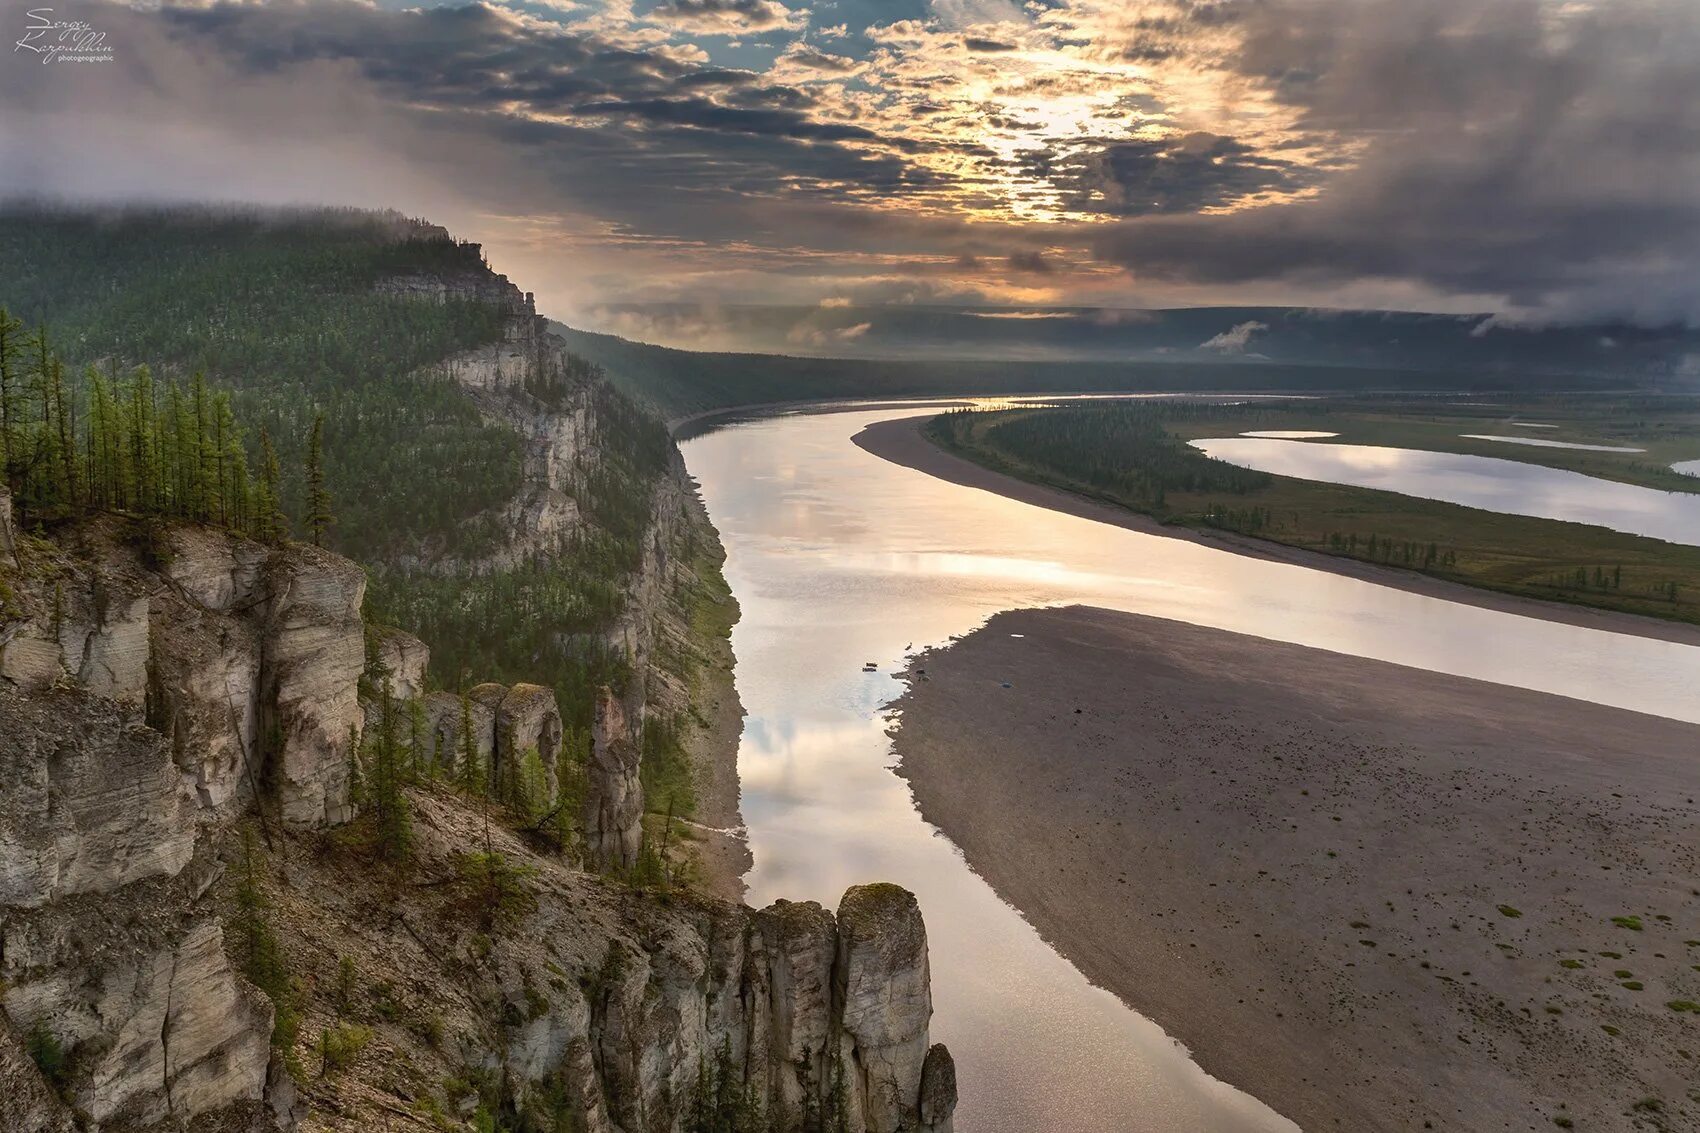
<box><xmin>928</xmin><ymin>404</ymin><xmax>1700</xmax><ymax>625</ymax></box>
<box><xmin>551</xmin><ymin>323</ymin><xmax>1629</xmax><ymax>421</ymax></box>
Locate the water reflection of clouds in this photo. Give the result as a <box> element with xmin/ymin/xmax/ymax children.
<box><xmin>1194</xmin><ymin>438</ymin><xmax>1700</xmax><ymax>545</ymax></box>
<box><xmin>686</xmin><ymin>405</ymin><xmax>1700</xmax><ymax>1133</ymax></box>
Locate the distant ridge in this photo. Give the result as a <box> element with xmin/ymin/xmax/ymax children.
<box><xmin>550</xmin><ymin>319</ymin><xmax>1639</xmax><ymax>420</ymax></box>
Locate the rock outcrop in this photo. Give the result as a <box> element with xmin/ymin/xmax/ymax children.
<box><xmin>584</xmin><ymin>685</ymin><xmax>644</xmax><ymax>870</ymax></box>
<box><xmin>420</xmin><ymin>679</ymin><xmax>565</xmax><ymax>793</ymax></box>
<box><xmin>367</xmin><ymin>623</ymin><xmax>429</xmax><ymax>700</ymax></box>
<box><xmin>260</xmin><ymin>543</ymin><xmax>367</xmax><ymax>826</ymax></box>
<box><xmin>0</xmin><ymin>520</ymin><xmax>367</xmax><ymax>1131</ymax></box>
<box><xmin>253</xmin><ymin>791</ymin><xmax>955</xmax><ymax>1133</ymax></box>
<box><xmin>836</xmin><ymin>884</ymin><xmax>937</xmax><ymax>1133</ymax></box>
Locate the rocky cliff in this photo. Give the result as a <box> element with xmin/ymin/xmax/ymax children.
<box><xmin>402</xmin><ymin>261</ymin><xmax>750</xmax><ymax>894</ymax></box>
<box><xmin>0</xmin><ymin>499</ymin><xmax>954</xmax><ymax>1131</ymax></box>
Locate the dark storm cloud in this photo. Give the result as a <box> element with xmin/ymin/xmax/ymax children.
<box><xmin>1092</xmin><ymin>0</ymin><xmax>1700</xmax><ymax>322</ymax></box>
<box><xmin>963</xmin><ymin>37</ymin><xmax>1018</xmax><ymax>52</ymax></box>
<box><xmin>1063</xmin><ymin>132</ymin><xmax>1316</xmax><ymax>216</ymax></box>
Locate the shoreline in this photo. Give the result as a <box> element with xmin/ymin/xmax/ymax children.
<box><xmin>889</xmin><ymin>606</ymin><xmax>1700</xmax><ymax>1132</ymax></box>
<box><xmin>854</xmin><ymin>412</ymin><xmax>1700</xmax><ymax>648</ymax></box>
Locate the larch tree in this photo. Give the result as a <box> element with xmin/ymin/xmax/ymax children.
<box><xmin>305</xmin><ymin>410</ymin><xmax>333</xmax><ymax>547</ymax></box>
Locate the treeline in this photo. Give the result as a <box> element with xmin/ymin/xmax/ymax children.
<box><xmin>0</xmin><ymin>207</ymin><xmax>520</xmax><ymax>562</ymax></box>
<box><xmin>0</xmin><ymin>309</ymin><xmax>302</xmax><ymax>540</ymax></box>
<box><xmin>928</xmin><ymin>403</ymin><xmax>1271</xmax><ymax>511</ymax></box>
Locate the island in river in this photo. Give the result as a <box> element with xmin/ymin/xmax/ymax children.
<box><xmin>889</xmin><ymin>606</ymin><xmax>1700</xmax><ymax>1132</ymax></box>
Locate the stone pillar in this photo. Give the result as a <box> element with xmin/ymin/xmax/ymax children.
<box><xmin>583</xmin><ymin>686</ymin><xmax>643</xmax><ymax>870</ymax></box>
<box><xmin>835</xmin><ymin>884</ymin><xmax>934</xmax><ymax>1133</ymax></box>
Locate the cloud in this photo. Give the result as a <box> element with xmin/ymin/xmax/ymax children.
<box><xmin>8</xmin><ymin>0</ymin><xmax>1700</xmax><ymax>325</ymax></box>
<box><xmin>930</xmin><ymin>0</ymin><xmax>1026</xmax><ymax>30</ymax></box>
<box><xmin>1063</xmin><ymin>132</ymin><xmax>1317</xmax><ymax>217</ymax></box>
<box><xmin>772</xmin><ymin>40</ymin><xmax>867</xmax><ymax>78</ymax></box>
<box><xmin>1088</xmin><ymin>0</ymin><xmax>1700</xmax><ymax>324</ymax></box>
<box><xmin>1199</xmin><ymin>320</ymin><xmax>1268</xmax><ymax>354</ymax></box>
<box><xmin>647</xmin><ymin>0</ymin><xmax>808</xmax><ymax>34</ymax></box>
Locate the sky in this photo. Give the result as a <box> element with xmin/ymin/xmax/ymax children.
<box><xmin>6</xmin><ymin>0</ymin><xmax>1700</xmax><ymax>339</ymax></box>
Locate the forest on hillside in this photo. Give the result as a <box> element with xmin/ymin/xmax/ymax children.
<box><xmin>0</xmin><ymin>204</ymin><xmax>674</xmax><ymax>730</ymax></box>
<box><xmin>0</xmin><ymin>205</ymin><xmax>520</xmax><ymax>561</ymax></box>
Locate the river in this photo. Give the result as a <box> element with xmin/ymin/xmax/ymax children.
<box><xmin>680</xmin><ymin>403</ymin><xmax>1700</xmax><ymax>1133</ymax></box>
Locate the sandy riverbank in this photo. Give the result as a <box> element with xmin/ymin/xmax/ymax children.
<box><xmin>855</xmin><ymin>413</ymin><xmax>1700</xmax><ymax>648</ymax></box>
<box><xmin>889</xmin><ymin>606</ymin><xmax>1700</xmax><ymax>1131</ymax></box>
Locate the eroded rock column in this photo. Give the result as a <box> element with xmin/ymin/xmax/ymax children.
<box><xmin>835</xmin><ymin>883</ymin><xmax>936</xmax><ymax>1133</ymax></box>
<box><xmin>584</xmin><ymin>685</ymin><xmax>643</xmax><ymax>870</ymax></box>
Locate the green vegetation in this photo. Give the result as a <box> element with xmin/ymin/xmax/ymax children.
<box><xmin>1153</xmin><ymin>395</ymin><xmax>1700</xmax><ymax>496</ymax></box>
<box><xmin>927</xmin><ymin>400</ymin><xmax>1700</xmax><ymax>625</ymax></box>
<box><xmin>24</xmin><ymin>1020</ymin><xmax>67</xmax><ymax>1090</ymax></box>
<box><xmin>318</xmin><ymin>1022</ymin><xmax>373</xmax><ymax>1074</ymax></box>
<box><xmin>231</xmin><ymin>827</ymin><xmax>302</xmax><ymax>1062</ymax></box>
<box><xmin>0</xmin><ymin>310</ymin><xmax>288</xmax><ymax>538</ymax></box>
<box><xmin>0</xmin><ymin>204</ymin><xmax>680</xmax><ymax>734</ymax></box>
<box><xmin>0</xmin><ymin>205</ymin><xmax>518</xmax><ymax>561</ymax></box>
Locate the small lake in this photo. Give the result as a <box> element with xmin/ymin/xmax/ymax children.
<box><xmin>1459</xmin><ymin>433</ymin><xmax>1645</xmax><ymax>452</ymax></box>
<box><xmin>1193</xmin><ymin>437</ymin><xmax>1700</xmax><ymax>546</ymax></box>
<box><xmin>684</xmin><ymin>404</ymin><xmax>1700</xmax><ymax>1133</ymax></box>
<box><xmin>1240</xmin><ymin>430</ymin><xmax>1338</xmax><ymax>439</ymax></box>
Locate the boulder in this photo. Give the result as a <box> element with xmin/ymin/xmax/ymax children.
<box><xmin>498</xmin><ymin>681</ymin><xmax>562</xmax><ymax>776</ymax></box>
<box><xmin>919</xmin><ymin>1044</ymin><xmax>958</xmax><ymax>1133</ymax></box>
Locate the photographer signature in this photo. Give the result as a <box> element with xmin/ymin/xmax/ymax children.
<box><xmin>15</xmin><ymin>7</ymin><xmax>114</xmax><ymax>64</ymax></box>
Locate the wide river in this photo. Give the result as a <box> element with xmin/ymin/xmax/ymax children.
<box><xmin>681</xmin><ymin>403</ymin><xmax>1700</xmax><ymax>1133</ymax></box>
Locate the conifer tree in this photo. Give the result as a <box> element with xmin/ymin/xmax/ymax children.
<box><xmin>457</xmin><ymin>692</ymin><xmax>485</xmax><ymax>797</ymax></box>
<box><xmin>256</xmin><ymin>429</ymin><xmax>287</xmax><ymax>543</ymax></box>
<box><xmin>370</xmin><ymin>681</ymin><xmax>411</xmax><ymax>861</ymax></box>
<box><xmin>306</xmin><ymin>410</ymin><xmax>332</xmax><ymax>547</ymax></box>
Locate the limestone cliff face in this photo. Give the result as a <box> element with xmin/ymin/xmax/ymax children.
<box><xmin>0</xmin><ymin>512</ymin><xmax>360</xmax><ymax>1131</ymax></box>
<box><xmin>0</xmin><ymin>503</ymin><xmax>954</xmax><ymax>1132</ymax></box>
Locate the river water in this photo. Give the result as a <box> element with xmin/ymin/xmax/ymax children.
<box><xmin>680</xmin><ymin>404</ymin><xmax>1700</xmax><ymax>1133</ymax></box>
<box><xmin>1195</xmin><ymin>436</ymin><xmax>1700</xmax><ymax>546</ymax></box>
